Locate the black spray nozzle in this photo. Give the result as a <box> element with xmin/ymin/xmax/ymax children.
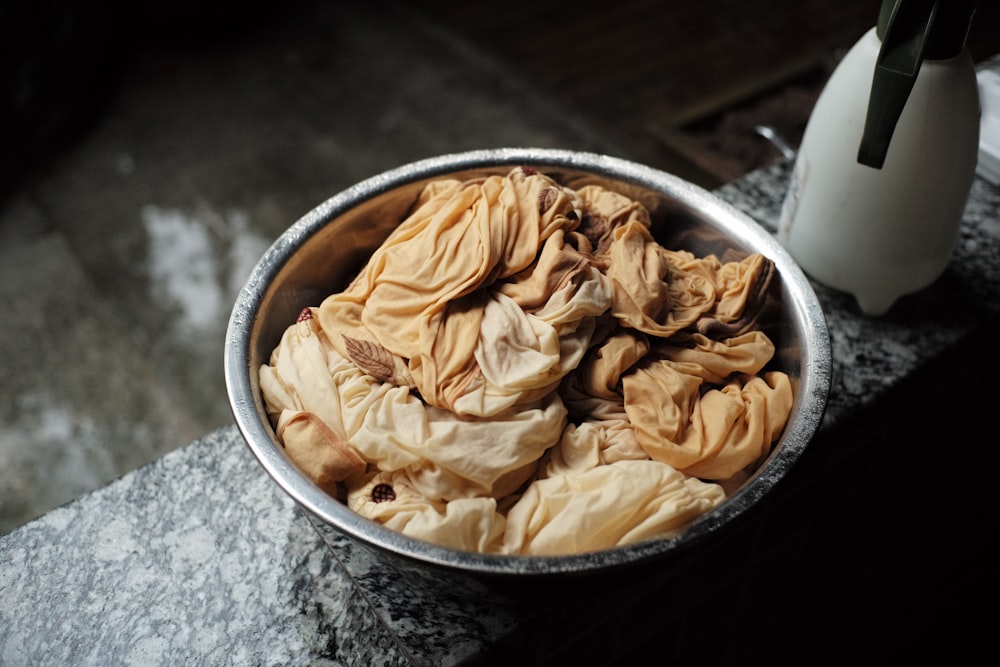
<box><xmin>857</xmin><ymin>0</ymin><xmax>978</xmax><ymax>169</ymax></box>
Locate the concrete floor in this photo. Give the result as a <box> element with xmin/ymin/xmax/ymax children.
<box><xmin>0</xmin><ymin>0</ymin><xmax>641</xmax><ymax>534</ymax></box>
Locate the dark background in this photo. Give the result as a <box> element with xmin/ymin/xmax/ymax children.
<box><xmin>5</xmin><ymin>0</ymin><xmax>999</xmax><ymax>199</ymax></box>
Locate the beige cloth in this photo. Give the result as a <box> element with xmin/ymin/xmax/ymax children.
<box><xmin>260</xmin><ymin>314</ymin><xmax>564</xmax><ymax>502</ymax></box>
<box><xmin>315</xmin><ymin>169</ymin><xmax>596</xmax><ymax>417</ymax></box>
<box><xmin>259</xmin><ymin>167</ymin><xmax>794</xmax><ymax>555</ymax></box>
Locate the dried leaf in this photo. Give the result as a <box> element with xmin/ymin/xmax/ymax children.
<box><xmin>343</xmin><ymin>335</ymin><xmax>397</xmax><ymax>383</ymax></box>
<box><xmin>538</xmin><ymin>186</ymin><xmax>558</xmax><ymax>215</ymax></box>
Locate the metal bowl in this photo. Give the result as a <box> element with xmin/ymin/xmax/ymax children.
<box><xmin>224</xmin><ymin>148</ymin><xmax>830</xmax><ymax>597</ymax></box>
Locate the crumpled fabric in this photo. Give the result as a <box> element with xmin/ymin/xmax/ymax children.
<box><xmin>314</xmin><ymin>168</ymin><xmax>600</xmax><ymax>418</ymax></box>
<box><xmin>260</xmin><ymin>314</ymin><xmax>564</xmax><ymax>502</ymax></box>
<box><xmin>502</xmin><ymin>458</ymin><xmax>727</xmax><ymax>556</ymax></box>
<box><xmin>259</xmin><ymin>166</ymin><xmax>794</xmax><ymax>555</ymax></box>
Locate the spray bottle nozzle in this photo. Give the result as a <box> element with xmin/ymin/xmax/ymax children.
<box><xmin>858</xmin><ymin>0</ymin><xmax>979</xmax><ymax>169</ymax></box>
<box><xmin>857</xmin><ymin>0</ymin><xmax>939</xmax><ymax>169</ymax></box>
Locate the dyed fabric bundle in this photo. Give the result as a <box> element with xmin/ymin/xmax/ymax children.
<box><xmin>260</xmin><ymin>167</ymin><xmax>792</xmax><ymax>555</ymax></box>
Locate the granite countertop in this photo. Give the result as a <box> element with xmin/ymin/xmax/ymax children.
<box><xmin>2</xmin><ymin>162</ymin><xmax>998</xmax><ymax>666</ymax></box>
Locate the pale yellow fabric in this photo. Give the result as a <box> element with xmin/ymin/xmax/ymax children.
<box><xmin>349</xmin><ymin>470</ymin><xmax>507</xmax><ymax>554</ymax></box>
<box><xmin>502</xmin><ymin>459</ymin><xmax>726</xmax><ymax>556</ymax></box>
<box><xmin>259</xmin><ymin>167</ymin><xmax>794</xmax><ymax>555</ymax></box>
<box><xmin>260</xmin><ymin>314</ymin><xmax>564</xmax><ymax>502</ymax></box>
<box><xmin>347</xmin><ymin>430</ymin><xmax>724</xmax><ymax>556</ymax></box>
<box><xmin>315</xmin><ymin>169</ymin><xmax>589</xmax><ymax>417</ymax></box>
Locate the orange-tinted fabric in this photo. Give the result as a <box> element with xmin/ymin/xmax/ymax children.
<box><xmin>259</xmin><ymin>167</ymin><xmax>792</xmax><ymax>555</ymax></box>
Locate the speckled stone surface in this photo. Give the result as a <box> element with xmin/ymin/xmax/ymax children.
<box><xmin>2</xmin><ymin>164</ymin><xmax>998</xmax><ymax>665</ymax></box>
<box><xmin>0</xmin><ymin>430</ymin><xmax>410</xmax><ymax>666</ymax></box>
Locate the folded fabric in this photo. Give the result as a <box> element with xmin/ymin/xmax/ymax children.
<box><xmin>259</xmin><ymin>167</ymin><xmax>793</xmax><ymax>556</ymax></box>
<box><xmin>315</xmin><ymin>169</ymin><xmax>591</xmax><ymax>417</ymax></box>
<box><xmin>261</xmin><ymin>313</ymin><xmax>565</xmax><ymax>502</ymax></box>
<box><xmin>502</xmin><ymin>458</ymin><xmax>726</xmax><ymax>555</ymax></box>
<box><xmin>347</xmin><ymin>436</ymin><xmax>725</xmax><ymax>556</ymax></box>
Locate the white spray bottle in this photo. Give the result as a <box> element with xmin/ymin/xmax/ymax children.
<box><xmin>778</xmin><ymin>0</ymin><xmax>981</xmax><ymax>315</ymax></box>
